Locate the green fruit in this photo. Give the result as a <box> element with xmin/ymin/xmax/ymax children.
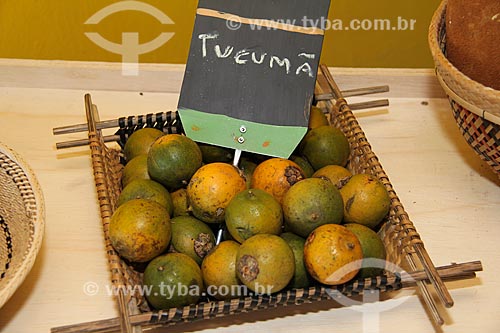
<box><xmin>124</xmin><ymin>128</ymin><xmax>164</xmax><ymax>161</ymax></box>
<box><xmin>239</xmin><ymin>158</ymin><xmax>257</xmax><ymax>189</ymax></box>
<box><xmin>170</xmin><ymin>216</ymin><xmax>216</xmax><ymax>265</ymax></box>
<box><xmin>225</xmin><ymin>189</ymin><xmax>283</xmax><ymax>243</ymax></box>
<box><xmin>199</xmin><ymin>143</ymin><xmax>233</xmax><ymax>163</ymax></box>
<box><xmin>290</xmin><ymin>155</ymin><xmax>314</xmax><ymax>178</ymax></box>
<box><xmin>109</xmin><ymin>199</ymin><xmax>171</xmax><ymax>263</ymax></box>
<box><xmin>121</xmin><ymin>154</ymin><xmax>150</xmax><ymax>188</ymax></box>
<box><xmin>283</xmin><ymin>178</ymin><xmax>344</xmax><ymax>238</ymax></box>
<box><xmin>147</xmin><ymin>134</ymin><xmax>202</xmax><ymax>190</ymax></box>
<box><xmin>143</xmin><ymin>253</ymin><xmax>204</xmax><ymax>309</ymax></box>
<box><xmin>117</xmin><ymin>179</ymin><xmax>173</xmax><ymax>216</ymax></box>
<box><xmin>340</xmin><ymin>174</ymin><xmax>391</xmax><ymax>229</ymax></box>
<box><xmin>344</xmin><ymin>223</ymin><xmax>387</xmax><ymax>278</ymax></box>
<box><xmin>281</xmin><ymin>232</ymin><xmax>312</xmax><ymax>289</ymax></box>
<box><xmin>300</xmin><ymin>125</ymin><xmax>350</xmax><ymax>169</ymax></box>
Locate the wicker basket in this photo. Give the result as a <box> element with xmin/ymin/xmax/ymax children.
<box><xmin>48</xmin><ymin>65</ymin><xmax>466</xmax><ymax>333</ymax></box>
<box><xmin>0</xmin><ymin>142</ymin><xmax>45</xmax><ymax>308</ymax></box>
<box><xmin>428</xmin><ymin>0</ymin><xmax>500</xmax><ymax>176</ymax></box>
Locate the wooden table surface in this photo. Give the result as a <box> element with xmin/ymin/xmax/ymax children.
<box><xmin>0</xmin><ymin>60</ymin><xmax>498</xmax><ymax>333</ymax></box>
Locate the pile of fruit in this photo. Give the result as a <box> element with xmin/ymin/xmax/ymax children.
<box><xmin>110</xmin><ymin>106</ymin><xmax>391</xmax><ymax>310</ymax></box>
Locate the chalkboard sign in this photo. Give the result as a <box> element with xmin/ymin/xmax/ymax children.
<box><xmin>178</xmin><ymin>0</ymin><xmax>331</xmax><ymax>158</ymax></box>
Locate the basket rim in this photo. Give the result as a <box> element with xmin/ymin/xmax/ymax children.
<box><xmin>0</xmin><ymin>141</ymin><xmax>45</xmax><ymax>308</ymax></box>
<box><xmin>436</xmin><ymin>71</ymin><xmax>500</xmax><ymax>125</ymax></box>
<box><xmin>428</xmin><ymin>0</ymin><xmax>500</xmax><ymax>119</ymax></box>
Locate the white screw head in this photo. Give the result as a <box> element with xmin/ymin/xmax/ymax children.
<box><xmin>237</xmin><ymin>136</ymin><xmax>245</xmax><ymax>144</ymax></box>
<box><xmin>239</xmin><ymin>125</ymin><xmax>247</xmax><ymax>133</ymax></box>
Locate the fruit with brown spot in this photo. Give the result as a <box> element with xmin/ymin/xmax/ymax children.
<box><xmin>312</xmin><ymin>165</ymin><xmax>352</xmax><ymax>190</ymax></box>
<box><xmin>170</xmin><ymin>216</ymin><xmax>216</xmax><ymax>265</ymax></box>
<box><xmin>290</xmin><ymin>155</ymin><xmax>315</xmax><ymax>178</ymax></box>
<box><xmin>236</xmin><ymin>234</ymin><xmax>295</xmax><ymax>294</ymax></box>
<box><xmin>250</xmin><ymin>158</ymin><xmax>305</xmax><ymax>204</ymax></box>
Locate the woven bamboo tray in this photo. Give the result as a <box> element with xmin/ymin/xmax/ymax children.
<box><xmin>52</xmin><ymin>66</ymin><xmax>482</xmax><ymax>333</ymax></box>
<box><xmin>0</xmin><ymin>142</ymin><xmax>45</xmax><ymax>308</ymax></box>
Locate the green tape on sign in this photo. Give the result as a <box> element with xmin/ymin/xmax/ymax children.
<box><xmin>178</xmin><ymin>108</ymin><xmax>307</xmax><ymax>159</ymax></box>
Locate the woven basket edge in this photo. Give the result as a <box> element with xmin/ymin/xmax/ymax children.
<box><xmin>0</xmin><ymin>142</ymin><xmax>45</xmax><ymax>308</ymax></box>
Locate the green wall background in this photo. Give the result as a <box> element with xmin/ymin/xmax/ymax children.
<box><xmin>0</xmin><ymin>0</ymin><xmax>441</xmax><ymax>68</ymax></box>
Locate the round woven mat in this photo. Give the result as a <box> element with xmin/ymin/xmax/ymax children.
<box><xmin>0</xmin><ymin>142</ymin><xmax>44</xmax><ymax>308</ymax></box>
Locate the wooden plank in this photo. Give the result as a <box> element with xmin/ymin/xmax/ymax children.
<box><xmin>0</xmin><ymin>58</ymin><xmax>446</xmax><ymax>98</ymax></box>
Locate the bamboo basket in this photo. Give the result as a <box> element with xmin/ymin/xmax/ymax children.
<box><xmin>0</xmin><ymin>142</ymin><xmax>45</xmax><ymax>308</ymax></box>
<box><xmin>428</xmin><ymin>0</ymin><xmax>500</xmax><ymax>176</ymax></box>
<box><xmin>51</xmin><ymin>66</ymin><xmax>484</xmax><ymax>333</ymax></box>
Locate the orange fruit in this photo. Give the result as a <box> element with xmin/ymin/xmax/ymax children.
<box><xmin>121</xmin><ymin>154</ymin><xmax>150</xmax><ymax>188</ymax></box>
<box><xmin>236</xmin><ymin>234</ymin><xmax>295</xmax><ymax>294</ymax></box>
<box><xmin>170</xmin><ymin>188</ymin><xmax>190</xmax><ymax>217</ymax></box>
<box><xmin>143</xmin><ymin>253</ymin><xmax>203</xmax><ymax>309</ymax></box>
<box><xmin>225</xmin><ymin>189</ymin><xmax>283</xmax><ymax>243</ymax></box>
<box><xmin>282</xmin><ymin>178</ymin><xmax>344</xmax><ymax>238</ymax></box>
<box><xmin>300</xmin><ymin>125</ymin><xmax>350</xmax><ymax>169</ymax></box>
<box><xmin>250</xmin><ymin>158</ymin><xmax>305</xmax><ymax>204</ymax></box>
<box><xmin>303</xmin><ymin>224</ymin><xmax>363</xmax><ymax>285</ymax></box>
<box><xmin>187</xmin><ymin>163</ymin><xmax>246</xmax><ymax>223</ymax></box>
<box><xmin>147</xmin><ymin>134</ymin><xmax>202</xmax><ymax>190</ymax></box>
<box><xmin>340</xmin><ymin>174</ymin><xmax>391</xmax><ymax>229</ymax></box>
<box><xmin>312</xmin><ymin>165</ymin><xmax>352</xmax><ymax>189</ymax></box>
<box><xmin>201</xmin><ymin>240</ymin><xmax>241</xmax><ymax>300</ymax></box>
<box><xmin>109</xmin><ymin>199</ymin><xmax>171</xmax><ymax>263</ymax></box>
<box><xmin>124</xmin><ymin>127</ymin><xmax>164</xmax><ymax>161</ymax></box>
